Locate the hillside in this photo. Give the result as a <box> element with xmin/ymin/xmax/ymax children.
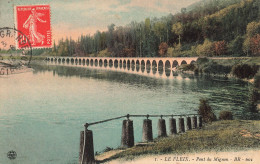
<box><xmin>18</xmin><ymin>0</ymin><xmax>260</xmax><ymax>57</ymax></box>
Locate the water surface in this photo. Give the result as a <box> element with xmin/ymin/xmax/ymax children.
<box><xmin>0</xmin><ymin>63</ymin><xmax>258</xmax><ymax>164</ymax></box>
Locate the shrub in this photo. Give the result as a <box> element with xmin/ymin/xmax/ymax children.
<box><xmin>103</xmin><ymin>147</ymin><xmax>113</xmax><ymax>152</ymax></box>
<box><xmin>219</xmin><ymin>111</ymin><xmax>233</xmax><ymax>120</ymax></box>
<box><xmin>254</xmin><ymin>69</ymin><xmax>260</xmax><ymax>89</ymax></box>
<box><xmin>196</xmin><ymin>57</ymin><xmax>209</xmax><ymax>65</ymax></box>
<box><xmin>198</xmin><ymin>99</ymin><xmax>216</xmax><ymax>123</ymax></box>
<box><xmin>231</xmin><ymin>64</ymin><xmax>259</xmax><ymax>79</ymax></box>
<box><xmin>179</xmin><ymin>64</ymin><xmax>196</xmax><ymax>71</ymax></box>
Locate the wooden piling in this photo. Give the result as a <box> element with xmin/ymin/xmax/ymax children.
<box><xmin>198</xmin><ymin>116</ymin><xmax>203</xmax><ymax>128</ymax></box>
<box><xmin>79</xmin><ymin>131</ymin><xmax>84</xmax><ymax>164</ymax></box>
<box><xmin>81</xmin><ymin>126</ymin><xmax>95</xmax><ymax>164</ymax></box>
<box><xmin>186</xmin><ymin>117</ymin><xmax>192</xmax><ymax>130</ymax></box>
<box><xmin>158</xmin><ymin>118</ymin><xmax>167</xmax><ymax>137</ymax></box>
<box><xmin>142</xmin><ymin>119</ymin><xmax>153</xmax><ymax>142</ymax></box>
<box><xmin>121</xmin><ymin>120</ymin><xmax>134</xmax><ymax>148</ymax></box>
<box><xmin>192</xmin><ymin>116</ymin><xmax>198</xmax><ymax>129</ymax></box>
<box><xmin>178</xmin><ymin>118</ymin><xmax>185</xmax><ymax>133</ymax></box>
<box><xmin>169</xmin><ymin>118</ymin><xmax>177</xmax><ymax>135</ymax></box>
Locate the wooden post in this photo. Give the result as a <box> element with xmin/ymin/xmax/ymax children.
<box><xmin>178</xmin><ymin>118</ymin><xmax>185</xmax><ymax>133</ymax></box>
<box><xmin>158</xmin><ymin>118</ymin><xmax>167</xmax><ymax>137</ymax></box>
<box><xmin>169</xmin><ymin>118</ymin><xmax>177</xmax><ymax>135</ymax></box>
<box><xmin>81</xmin><ymin>124</ymin><xmax>95</xmax><ymax>164</ymax></box>
<box><xmin>142</xmin><ymin>119</ymin><xmax>153</xmax><ymax>142</ymax></box>
<box><xmin>186</xmin><ymin>117</ymin><xmax>192</xmax><ymax>130</ymax></box>
<box><xmin>192</xmin><ymin>116</ymin><xmax>198</xmax><ymax>129</ymax></box>
<box><xmin>79</xmin><ymin>131</ymin><xmax>84</xmax><ymax>164</ymax></box>
<box><xmin>198</xmin><ymin>116</ymin><xmax>203</xmax><ymax>128</ymax></box>
<box><xmin>121</xmin><ymin>119</ymin><xmax>134</xmax><ymax>148</ymax></box>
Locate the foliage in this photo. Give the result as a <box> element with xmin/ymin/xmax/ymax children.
<box><xmin>254</xmin><ymin>68</ymin><xmax>260</xmax><ymax>89</ymax></box>
<box><xmin>228</xmin><ymin>35</ymin><xmax>244</xmax><ymax>56</ymax></box>
<box><xmin>198</xmin><ymin>99</ymin><xmax>216</xmax><ymax>123</ymax></box>
<box><xmin>231</xmin><ymin>64</ymin><xmax>259</xmax><ymax>79</ymax></box>
<box><xmin>179</xmin><ymin>64</ymin><xmax>196</xmax><ymax>71</ymax></box>
<box><xmin>158</xmin><ymin>42</ymin><xmax>168</xmax><ymax>56</ymax></box>
<box><xmin>110</xmin><ymin>120</ymin><xmax>260</xmax><ymax>160</ymax></box>
<box><xmin>103</xmin><ymin>147</ymin><xmax>114</xmax><ymax>152</ymax></box>
<box><xmin>219</xmin><ymin>111</ymin><xmax>233</xmax><ymax>120</ymax></box>
<box><xmin>196</xmin><ymin>39</ymin><xmax>214</xmax><ymax>57</ymax></box>
<box><xmin>172</xmin><ymin>22</ymin><xmax>183</xmax><ymax>44</ymax></box>
<box><xmin>214</xmin><ymin>41</ymin><xmax>227</xmax><ymax>56</ymax></box>
<box><xmin>47</xmin><ymin>0</ymin><xmax>260</xmax><ymax>57</ymax></box>
<box><xmin>196</xmin><ymin>57</ymin><xmax>209</xmax><ymax>65</ymax></box>
<box><xmin>201</xmin><ymin>61</ymin><xmax>231</xmax><ymax>75</ymax></box>
<box><xmin>243</xmin><ymin>21</ymin><xmax>260</xmax><ymax>56</ymax></box>
<box><xmin>250</xmin><ymin>34</ymin><xmax>260</xmax><ymax>56</ymax></box>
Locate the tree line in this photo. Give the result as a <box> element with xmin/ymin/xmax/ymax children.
<box><xmin>50</xmin><ymin>0</ymin><xmax>260</xmax><ymax>57</ymax></box>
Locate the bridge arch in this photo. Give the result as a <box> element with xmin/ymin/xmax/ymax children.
<box><xmin>165</xmin><ymin>60</ymin><xmax>171</xmax><ymax>69</ymax></box>
<box><xmin>90</xmin><ymin>59</ymin><xmax>94</xmax><ymax>66</ymax></box>
<box><xmin>181</xmin><ymin>60</ymin><xmax>187</xmax><ymax>65</ymax></box>
<box><xmin>99</xmin><ymin>59</ymin><xmax>103</xmax><ymax>67</ymax></box>
<box><xmin>190</xmin><ymin>60</ymin><xmax>196</xmax><ymax>65</ymax></box>
<box><xmin>131</xmin><ymin>60</ymin><xmax>135</xmax><ymax>71</ymax></box>
<box><xmin>58</xmin><ymin>58</ymin><xmax>61</xmax><ymax>63</ymax></box>
<box><xmin>109</xmin><ymin>59</ymin><xmax>113</xmax><ymax>67</ymax></box>
<box><xmin>95</xmin><ymin>59</ymin><xmax>98</xmax><ymax>67</ymax></box>
<box><xmin>104</xmin><ymin>59</ymin><xmax>108</xmax><ymax>67</ymax></box>
<box><xmin>158</xmin><ymin>60</ymin><xmax>163</xmax><ymax>68</ymax></box>
<box><xmin>119</xmin><ymin>60</ymin><xmax>122</xmax><ymax>68</ymax></box>
<box><xmin>172</xmin><ymin>60</ymin><xmax>179</xmax><ymax>68</ymax></box>
<box><xmin>82</xmin><ymin>59</ymin><xmax>85</xmax><ymax>65</ymax></box>
<box><xmin>123</xmin><ymin>60</ymin><xmax>126</xmax><ymax>69</ymax></box>
<box><xmin>86</xmin><ymin>59</ymin><xmax>90</xmax><ymax>66</ymax></box>
<box><xmin>62</xmin><ymin>58</ymin><xmax>65</xmax><ymax>63</ymax></box>
<box><xmin>71</xmin><ymin>58</ymin><xmax>74</xmax><ymax>64</ymax></box>
<box><xmin>152</xmin><ymin>60</ymin><xmax>157</xmax><ymax>68</ymax></box>
<box><xmin>114</xmin><ymin>59</ymin><xmax>118</xmax><ymax>68</ymax></box>
<box><xmin>127</xmin><ymin>60</ymin><xmax>130</xmax><ymax>68</ymax></box>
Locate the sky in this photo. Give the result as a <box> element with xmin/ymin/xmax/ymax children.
<box><xmin>0</xmin><ymin>0</ymin><xmax>201</xmax><ymax>42</ymax></box>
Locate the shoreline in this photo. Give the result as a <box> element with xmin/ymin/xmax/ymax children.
<box><xmin>95</xmin><ymin>120</ymin><xmax>260</xmax><ymax>164</ymax></box>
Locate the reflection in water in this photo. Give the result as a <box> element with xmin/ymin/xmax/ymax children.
<box><xmin>1</xmin><ymin>62</ymin><xmax>259</xmax><ymax>164</ymax></box>
<box><xmin>32</xmin><ymin>63</ymin><xmax>259</xmax><ymax>120</ymax></box>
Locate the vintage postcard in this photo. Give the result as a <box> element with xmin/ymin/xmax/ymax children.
<box><xmin>0</xmin><ymin>0</ymin><xmax>260</xmax><ymax>164</ymax></box>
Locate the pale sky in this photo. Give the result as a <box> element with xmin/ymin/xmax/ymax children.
<box><xmin>0</xmin><ymin>0</ymin><xmax>201</xmax><ymax>41</ymax></box>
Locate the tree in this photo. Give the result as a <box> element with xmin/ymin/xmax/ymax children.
<box><xmin>250</xmin><ymin>34</ymin><xmax>260</xmax><ymax>56</ymax></box>
<box><xmin>172</xmin><ymin>22</ymin><xmax>183</xmax><ymax>45</ymax></box>
<box><xmin>228</xmin><ymin>35</ymin><xmax>244</xmax><ymax>56</ymax></box>
<box><xmin>196</xmin><ymin>39</ymin><xmax>214</xmax><ymax>57</ymax></box>
<box><xmin>158</xmin><ymin>42</ymin><xmax>168</xmax><ymax>57</ymax></box>
<box><xmin>243</xmin><ymin>21</ymin><xmax>260</xmax><ymax>56</ymax></box>
<box><xmin>214</xmin><ymin>40</ymin><xmax>227</xmax><ymax>56</ymax></box>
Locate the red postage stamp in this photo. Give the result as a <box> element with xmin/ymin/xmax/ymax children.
<box><xmin>15</xmin><ymin>4</ymin><xmax>52</xmax><ymax>48</ymax></box>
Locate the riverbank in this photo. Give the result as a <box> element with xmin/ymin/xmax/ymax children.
<box><xmin>96</xmin><ymin>120</ymin><xmax>260</xmax><ymax>163</ymax></box>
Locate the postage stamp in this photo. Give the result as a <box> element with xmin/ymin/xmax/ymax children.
<box><xmin>14</xmin><ymin>4</ymin><xmax>52</xmax><ymax>48</ymax></box>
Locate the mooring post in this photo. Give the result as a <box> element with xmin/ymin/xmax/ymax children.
<box><xmin>186</xmin><ymin>117</ymin><xmax>192</xmax><ymax>130</ymax></box>
<box><xmin>178</xmin><ymin>117</ymin><xmax>185</xmax><ymax>133</ymax></box>
<box><xmin>81</xmin><ymin>124</ymin><xmax>95</xmax><ymax>164</ymax></box>
<box><xmin>121</xmin><ymin>117</ymin><xmax>134</xmax><ymax>148</ymax></box>
<box><xmin>198</xmin><ymin>116</ymin><xmax>203</xmax><ymax>128</ymax></box>
<box><xmin>142</xmin><ymin>115</ymin><xmax>153</xmax><ymax>142</ymax></box>
<box><xmin>158</xmin><ymin>116</ymin><xmax>167</xmax><ymax>137</ymax></box>
<box><xmin>79</xmin><ymin>131</ymin><xmax>84</xmax><ymax>164</ymax></box>
<box><xmin>169</xmin><ymin>117</ymin><xmax>177</xmax><ymax>135</ymax></box>
<box><xmin>192</xmin><ymin>116</ymin><xmax>198</xmax><ymax>129</ymax></box>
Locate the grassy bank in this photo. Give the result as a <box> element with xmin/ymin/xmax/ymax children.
<box><xmin>99</xmin><ymin>120</ymin><xmax>260</xmax><ymax>162</ymax></box>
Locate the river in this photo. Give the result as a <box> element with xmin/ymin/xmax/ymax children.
<box><xmin>0</xmin><ymin>62</ymin><xmax>258</xmax><ymax>164</ymax></box>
